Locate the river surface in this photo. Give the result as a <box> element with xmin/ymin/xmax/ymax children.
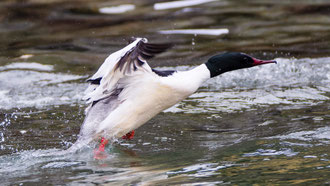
<box><xmin>0</xmin><ymin>0</ymin><xmax>329</xmax><ymax>185</ymax></box>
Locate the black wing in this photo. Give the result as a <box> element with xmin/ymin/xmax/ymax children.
<box><xmin>114</xmin><ymin>40</ymin><xmax>172</xmax><ymax>74</ymax></box>
<box><xmin>87</xmin><ymin>39</ymin><xmax>172</xmax><ymax>84</ymax></box>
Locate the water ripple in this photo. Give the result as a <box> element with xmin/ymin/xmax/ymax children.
<box><xmin>0</xmin><ymin>62</ymin><xmax>87</xmax><ymax>110</ymax></box>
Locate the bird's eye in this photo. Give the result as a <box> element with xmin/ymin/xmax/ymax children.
<box><xmin>242</xmin><ymin>56</ymin><xmax>253</xmax><ymax>64</ymax></box>
<box><xmin>243</xmin><ymin>57</ymin><xmax>249</xmax><ymax>63</ymax></box>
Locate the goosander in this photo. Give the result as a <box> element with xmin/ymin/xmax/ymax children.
<box><xmin>70</xmin><ymin>38</ymin><xmax>276</xmax><ymax>154</ymax></box>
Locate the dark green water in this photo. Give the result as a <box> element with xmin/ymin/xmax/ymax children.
<box><xmin>0</xmin><ymin>0</ymin><xmax>329</xmax><ymax>185</ymax></box>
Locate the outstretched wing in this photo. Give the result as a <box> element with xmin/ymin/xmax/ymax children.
<box><xmin>83</xmin><ymin>38</ymin><xmax>172</xmax><ymax>104</ymax></box>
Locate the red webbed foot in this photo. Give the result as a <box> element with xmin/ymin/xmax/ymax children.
<box><xmin>94</xmin><ymin>131</ymin><xmax>135</xmax><ymax>159</ymax></box>
<box><xmin>94</xmin><ymin>137</ymin><xmax>109</xmax><ymax>159</ymax></box>
<box><xmin>122</xmin><ymin>130</ymin><xmax>135</xmax><ymax>140</ymax></box>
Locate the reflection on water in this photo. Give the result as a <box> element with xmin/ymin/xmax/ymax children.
<box><xmin>154</xmin><ymin>0</ymin><xmax>218</xmax><ymax>10</ymax></box>
<box><xmin>159</xmin><ymin>28</ymin><xmax>229</xmax><ymax>36</ymax></box>
<box><xmin>99</xmin><ymin>4</ymin><xmax>136</xmax><ymax>14</ymax></box>
<box><xmin>0</xmin><ymin>62</ymin><xmax>53</xmax><ymax>71</ymax></box>
<box><xmin>0</xmin><ymin>0</ymin><xmax>330</xmax><ymax>185</ymax></box>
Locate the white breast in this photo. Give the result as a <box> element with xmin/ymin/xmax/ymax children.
<box><xmin>95</xmin><ymin>64</ymin><xmax>210</xmax><ymax>139</ymax></box>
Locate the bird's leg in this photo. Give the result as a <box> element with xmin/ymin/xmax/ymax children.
<box><xmin>94</xmin><ymin>131</ymin><xmax>134</xmax><ymax>159</ymax></box>
<box><xmin>98</xmin><ymin>137</ymin><xmax>109</xmax><ymax>151</ymax></box>
<box><xmin>94</xmin><ymin>137</ymin><xmax>109</xmax><ymax>159</ymax></box>
<box><xmin>122</xmin><ymin>130</ymin><xmax>135</xmax><ymax>140</ymax></box>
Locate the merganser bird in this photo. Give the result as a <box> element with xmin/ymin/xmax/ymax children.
<box><xmin>70</xmin><ymin>37</ymin><xmax>276</xmax><ymax>155</ymax></box>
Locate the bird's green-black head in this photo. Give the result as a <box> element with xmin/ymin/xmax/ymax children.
<box><xmin>205</xmin><ymin>52</ymin><xmax>277</xmax><ymax>78</ymax></box>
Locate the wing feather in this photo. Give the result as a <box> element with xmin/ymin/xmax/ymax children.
<box><xmin>83</xmin><ymin>38</ymin><xmax>171</xmax><ymax>104</ymax></box>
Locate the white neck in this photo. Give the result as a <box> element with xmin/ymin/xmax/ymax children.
<box><xmin>161</xmin><ymin>64</ymin><xmax>211</xmax><ymax>94</ymax></box>
<box><xmin>183</xmin><ymin>64</ymin><xmax>211</xmax><ymax>86</ymax></box>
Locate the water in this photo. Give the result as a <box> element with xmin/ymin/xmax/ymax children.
<box><xmin>0</xmin><ymin>0</ymin><xmax>330</xmax><ymax>185</ymax></box>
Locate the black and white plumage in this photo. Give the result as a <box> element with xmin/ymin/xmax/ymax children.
<box><xmin>71</xmin><ymin>37</ymin><xmax>276</xmax><ymax>149</ymax></box>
